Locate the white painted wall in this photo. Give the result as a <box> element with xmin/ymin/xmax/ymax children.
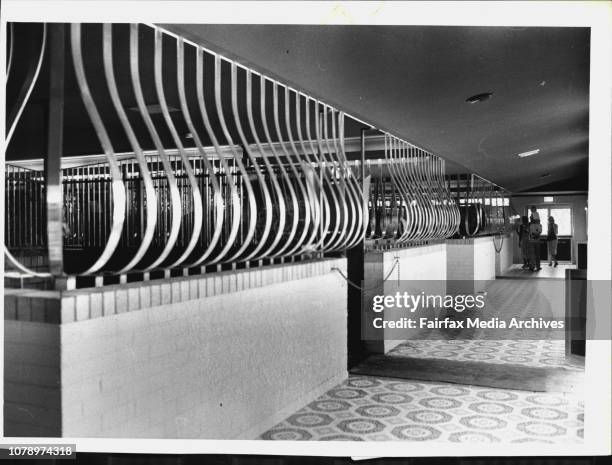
<box><xmin>59</xmin><ymin>261</ymin><xmax>347</xmax><ymax>439</ymax></box>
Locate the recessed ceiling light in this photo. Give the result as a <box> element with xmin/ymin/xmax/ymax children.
<box><xmin>517</xmin><ymin>149</ymin><xmax>540</xmax><ymax>158</ymax></box>
<box><xmin>465</xmin><ymin>92</ymin><xmax>493</xmax><ymax>104</ymax></box>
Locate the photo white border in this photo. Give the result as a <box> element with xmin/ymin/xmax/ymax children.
<box><xmin>0</xmin><ymin>0</ymin><xmax>610</xmax><ymax>458</ymax></box>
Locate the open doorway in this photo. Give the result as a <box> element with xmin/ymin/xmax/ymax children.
<box><xmin>532</xmin><ymin>204</ymin><xmax>573</xmax><ymax>262</ymax></box>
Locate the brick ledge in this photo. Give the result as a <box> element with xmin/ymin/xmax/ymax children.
<box><xmin>4</xmin><ymin>258</ymin><xmax>347</xmax><ymax>324</ymax></box>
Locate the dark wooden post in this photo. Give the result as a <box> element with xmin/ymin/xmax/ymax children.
<box><xmin>45</xmin><ymin>23</ymin><xmax>66</xmax><ymax>284</ymax></box>
<box><xmin>346</xmin><ymin>127</ymin><xmax>370</xmax><ymax>369</ymax></box>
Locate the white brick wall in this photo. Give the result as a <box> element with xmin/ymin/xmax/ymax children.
<box><xmin>58</xmin><ymin>260</ymin><xmax>347</xmax><ymax>439</ymax></box>
<box><xmin>446</xmin><ymin>237</ymin><xmax>498</xmax><ymax>294</ymax></box>
<box><xmin>473</xmin><ymin>237</ymin><xmax>496</xmax><ymax>282</ymax></box>
<box><xmin>494</xmin><ymin>233</ymin><xmax>514</xmax><ymax>276</ymax></box>
<box><xmin>4</xmin><ymin>320</ymin><xmax>61</xmax><ymax>437</ymax></box>
<box><xmin>384</xmin><ymin>243</ymin><xmax>448</xmax><ymax>282</ymax></box>
<box><xmin>446</xmin><ymin>240</ymin><xmax>475</xmax><ymax>281</ymax></box>
<box><xmin>365</xmin><ymin>244</ymin><xmax>448</xmax><ymax>353</ymax></box>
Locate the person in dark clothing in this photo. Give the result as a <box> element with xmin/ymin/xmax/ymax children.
<box><xmin>547</xmin><ymin>216</ymin><xmax>559</xmax><ymax>267</ymax></box>
<box><xmin>517</xmin><ymin>216</ymin><xmax>530</xmax><ymax>269</ymax></box>
<box><xmin>528</xmin><ymin>215</ymin><xmax>542</xmax><ymax>271</ymax></box>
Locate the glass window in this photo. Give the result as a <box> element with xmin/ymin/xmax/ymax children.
<box><xmin>549</xmin><ymin>207</ymin><xmax>572</xmax><ymax>236</ymax></box>
<box><xmin>527</xmin><ymin>206</ymin><xmax>572</xmax><ymax>236</ymax></box>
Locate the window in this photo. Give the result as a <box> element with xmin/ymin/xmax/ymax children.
<box><xmin>528</xmin><ymin>206</ymin><xmax>572</xmax><ymax>236</ymax></box>
<box><xmin>550</xmin><ymin>207</ymin><xmax>572</xmax><ymax>236</ymax></box>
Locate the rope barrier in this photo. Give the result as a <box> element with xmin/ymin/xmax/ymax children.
<box><xmin>493</xmin><ymin>233</ymin><xmax>505</xmax><ymax>253</ymax></box>
<box><xmin>331</xmin><ymin>257</ymin><xmax>400</xmax><ymax>291</ymax></box>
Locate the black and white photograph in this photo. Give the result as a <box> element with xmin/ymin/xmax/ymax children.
<box><xmin>1</xmin><ymin>0</ymin><xmax>610</xmax><ymax>459</ymax></box>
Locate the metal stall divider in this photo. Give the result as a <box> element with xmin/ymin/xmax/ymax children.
<box><xmin>5</xmin><ymin>22</ymin><xmax>482</xmax><ymax>288</ymax></box>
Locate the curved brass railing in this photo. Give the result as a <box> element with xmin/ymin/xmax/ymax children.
<box><xmin>5</xmin><ymin>22</ymin><xmax>492</xmax><ymax>282</ymax></box>
<box><xmin>363</xmin><ymin>133</ymin><xmax>461</xmax><ymax>244</ymax></box>
<box><xmin>451</xmin><ymin>173</ymin><xmax>511</xmax><ymax>238</ymax></box>
<box><xmin>4</xmin><ymin>23</ymin><xmax>369</xmax><ymax>280</ymax></box>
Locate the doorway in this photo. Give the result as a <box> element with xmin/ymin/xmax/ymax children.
<box><xmin>532</xmin><ymin>205</ymin><xmax>573</xmax><ymax>262</ymax></box>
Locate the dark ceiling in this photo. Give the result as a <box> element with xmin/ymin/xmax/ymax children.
<box><xmin>7</xmin><ymin>24</ymin><xmax>589</xmax><ymax>193</ymax></box>
<box><xmin>162</xmin><ymin>24</ymin><xmax>590</xmax><ymax>192</ymax></box>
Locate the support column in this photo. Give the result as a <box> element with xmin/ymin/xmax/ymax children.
<box><xmin>45</xmin><ymin>23</ymin><xmax>65</xmax><ymax>282</ymax></box>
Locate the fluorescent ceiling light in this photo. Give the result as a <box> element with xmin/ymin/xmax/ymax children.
<box><xmin>517</xmin><ymin>149</ymin><xmax>540</xmax><ymax>158</ymax></box>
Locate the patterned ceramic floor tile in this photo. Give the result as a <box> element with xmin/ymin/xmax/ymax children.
<box><xmin>261</xmin><ymin>375</ymin><xmax>583</xmax><ymax>443</ymax></box>
<box><xmin>388</xmin><ymin>339</ymin><xmax>584</xmax><ymax>371</ymax></box>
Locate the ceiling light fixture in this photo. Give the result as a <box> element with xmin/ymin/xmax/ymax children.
<box><xmin>465</xmin><ymin>92</ymin><xmax>493</xmax><ymax>104</ymax></box>
<box><xmin>517</xmin><ymin>149</ymin><xmax>540</xmax><ymax>158</ymax></box>
<box><xmin>540</xmin><ymin>172</ymin><xmax>550</xmax><ymax>178</ymax></box>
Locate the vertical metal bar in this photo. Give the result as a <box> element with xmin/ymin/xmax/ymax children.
<box><xmin>26</xmin><ymin>169</ymin><xmax>30</xmax><ymax>246</ymax></box>
<box><xmin>65</xmin><ymin>168</ymin><xmax>70</xmax><ymax>247</ymax></box>
<box><xmin>87</xmin><ymin>164</ymin><xmax>92</xmax><ymax>247</ymax></box>
<box><xmin>244</xmin><ymin>70</ymin><xmax>286</xmax><ymax>260</ymax></box>
<box><xmin>33</xmin><ymin>170</ymin><xmax>38</xmax><ymax>247</ymax></box>
<box><xmin>37</xmin><ymin>168</ymin><xmax>41</xmax><ymax>247</ymax></box>
<box><xmin>272</xmin><ymin>83</ymin><xmax>311</xmax><ymax>257</ymax></box>
<box><xmin>46</xmin><ymin>23</ymin><xmax>65</xmax><ymax>276</ymax></box>
<box><xmin>361</xmin><ymin>129</ymin><xmax>368</xmax><ymax>244</ymax></box>
<box><xmin>153</xmin><ymin>29</ymin><xmax>203</xmax><ymax>268</ymax></box>
<box><xmin>228</xmin><ymin>62</ymin><xmax>273</xmax><ymax>262</ymax></box>
<box><xmin>127</xmin><ymin>24</ymin><xmax>179</xmax><ymax>271</ymax></box>
<box><xmin>17</xmin><ymin>168</ymin><xmax>22</xmax><ymax>247</ymax></box>
<box><xmin>293</xmin><ymin>92</ymin><xmax>322</xmax><ymax>250</ymax></box>
<box><xmin>103</xmin><ymin>23</ymin><xmax>157</xmax><ymax>272</ymax></box>
<box><xmin>103</xmin><ymin>166</ymin><xmax>107</xmax><ymax>244</ymax></box>
<box><xmin>7</xmin><ymin>167</ymin><xmax>12</xmax><ymax>247</ymax></box>
<box><xmin>7</xmin><ymin>25</ymin><xmax>47</xmax><ymax>147</ymax></box>
<box><xmin>124</xmin><ymin>162</ymin><xmax>130</xmax><ymax>247</ymax></box>
<box><xmin>78</xmin><ymin>167</ymin><xmax>82</xmax><ymax>245</ymax></box>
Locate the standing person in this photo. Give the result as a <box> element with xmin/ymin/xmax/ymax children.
<box><xmin>528</xmin><ymin>214</ymin><xmax>542</xmax><ymax>271</ymax></box>
<box><xmin>517</xmin><ymin>216</ymin><xmax>531</xmax><ymax>269</ymax></box>
<box><xmin>547</xmin><ymin>216</ymin><xmax>559</xmax><ymax>267</ymax></box>
<box><xmin>529</xmin><ymin>206</ymin><xmax>540</xmax><ymax>223</ymax></box>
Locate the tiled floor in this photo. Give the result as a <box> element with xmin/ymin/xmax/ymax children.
<box><xmin>261</xmin><ymin>375</ymin><xmax>583</xmax><ymax>443</ymax></box>
<box><xmin>261</xmin><ymin>266</ymin><xmax>584</xmax><ymax>442</ymax></box>
<box><xmin>499</xmin><ymin>263</ymin><xmax>575</xmax><ymax>280</ymax></box>
<box><xmin>388</xmin><ymin>339</ymin><xmax>584</xmax><ymax>371</ymax></box>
